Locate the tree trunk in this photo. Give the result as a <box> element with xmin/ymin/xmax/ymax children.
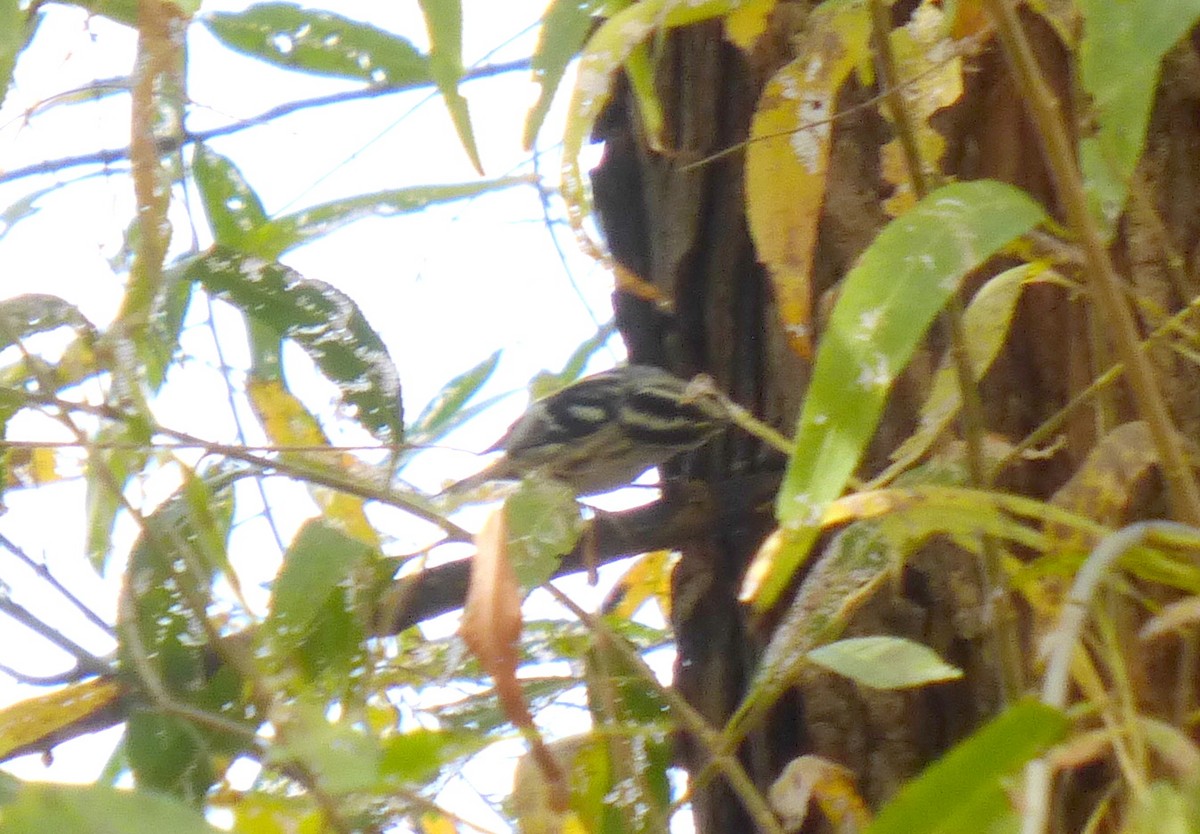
<box><xmin>590</xmin><ymin>7</ymin><xmax>1200</xmax><ymax>832</ymax></box>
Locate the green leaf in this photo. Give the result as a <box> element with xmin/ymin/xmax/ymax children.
<box><xmin>0</xmin><ymin>782</ymin><xmax>224</xmax><ymax>834</ymax></box>
<box><xmin>267</xmin><ymin>519</ymin><xmax>374</xmax><ymax>648</ymax></box>
<box><xmin>0</xmin><ymin>294</ymin><xmax>92</xmax><ymax>350</ymax></box>
<box><xmin>260</xmin><ymin>177</ymin><xmax>532</xmax><ymax>258</ymax></box>
<box><xmin>524</xmin><ymin>0</ymin><xmax>601</xmax><ymax>148</ymax></box>
<box><xmin>418</xmin><ymin>0</ymin><xmax>483</xmax><ymax>173</ymax></box>
<box><xmin>409</xmin><ymin>350</ymin><xmax>502</xmax><ymax>441</ymax></box>
<box><xmin>142</xmin><ymin>263</ymin><xmax>194</xmax><ymax>392</ymax></box>
<box><xmin>505</xmin><ymin>478</ymin><xmax>584</xmax><ymax>591</ymax></box>
<box><xmin>379</xmin><ymin>728</ymin><xmax>483</xmax><ymax>785</ymax></box>
<box><xmin>191</xmin><ymin>145</ymin><xmax>269</xmax><ymax>251</ymax></box>
<box><xmin>728</xmin><ymin>521</ymin><xmax>895</xmax><ymax>740</ymax></box>
<box><xmin>290</xmin><ymin>585</ymin><xmax>365</xmax><ymax>683</ymax></box>
<box><xmin>185</xmin><ymin>248</ymin><xmax>403</xmax><ymax>444</ymax></box>
<box><xmin>1079</xmin><ymin>0</ymin><xmax>1200</xmax><ymax>235</ymax></box>
<box><xmin>56</xmin><ymin>0</ymin><xmax>137</xmax><ymax>27</ymax></box>
<box><xmin>0</xmin><ymin>4</ymin><xmax>38</xmax><ymax>112</ymax></box>
<box><xmin>269</xmin><ymin>704</ymin><xmax>381</xmax><ymax>795</ymax></box>
<box><xmin>203</xmin><ymin>3</ymin><xmax>429</xmax><ymax>87</ymax></box>
<box><xmin>562</xmin><ymin>0</ymin><xmax>757</xmax><ymax>233</ymax></box>
<box><xmin>865</xmin><ymin>699</ymin><xmax>1069</xmax><ymax>834</ymax></box>
<box><xmin>120</xmin><ymin>469</ymin><xmax>251</xmax><ymax>801</ymax></box>
<box><xmin>806</xmin><ymin>636</ymin><xmax>963</xmax><ymax>690</ymax></box>
<box><xmin>85</xmin><ymin>421</ymin><xmax>152</xmax><ymax>571</ymax></box>
<box><xmin>749</xmin><ymin>180</ymin><xmax>1046</xmax><ymax>610</ymax></box>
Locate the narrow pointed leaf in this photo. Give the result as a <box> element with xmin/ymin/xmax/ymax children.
<box><xmin>204</xmin><ymin>3</ymin><xmax>429</xmax><ymax>87</ymax></box>
<box><xmin>742</xmin><ymin>180</ymin><xmax>1045</xmax><ymax>609</ymax></box>
<box><xmin>191</xmin><ymin>145</ymin><xmax>269</xmax><ymax>250</ymax></box>
<box><xmin>1079</xmin><ymin>0</ymin><xmax>1200</xmax><ymax>235</ymax></box>
<box><xmin>185</xmin><ymin>248</ymin><xmax>403</xmax><ymax>444</ymax></box>
<box><xmin>807</xmin><ymin>636</ymin><xmax>963</xmax><ymax>690</ymax></box>
<box><xmin>418</xmin><ymin>0</ymin><xmax>482</xmax><ymax>173</ymax></box>
<box><xmin>865</xmin><ymin>700</ymin><xmax>1069</xmax><ymax>834</ymax></box>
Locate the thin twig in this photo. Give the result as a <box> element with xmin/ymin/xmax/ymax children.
<box><xmin>0</xmin><ymin>59</ymin><xmax>531</xmax><ymax>187</ymax></box>
<box><xmin>544</xmin><ymin>584</ymin><xmax>784</xmax><ymax>834</ymax></box>
<box><xmin>0</xmin><ymin>531</ymin><xmax>115</xmax><ymax>637</ymax></box>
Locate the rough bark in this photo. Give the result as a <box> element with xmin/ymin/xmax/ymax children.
<box><xmin>591</xmin><ymin>6</ymin><xmax>1200</xmax><ymax>832</ymax></box>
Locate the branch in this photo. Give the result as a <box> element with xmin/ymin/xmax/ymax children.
<box><xmin>0</xmin><ymin>474</ymin><xmax>781</xmax><ymax>765</ymax></box>
<box><xmin>0</xmin><ymin>58</ymin><xmax>532</xmax><ymax>187</ymax></box>
<box><xmin>373</xmin><ymin>473</ymin><xmax>780</xmax><ymax>635</ymax></box>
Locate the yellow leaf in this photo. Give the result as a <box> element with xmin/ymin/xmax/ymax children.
<box><xmin>247</xmin><ymin>378</ymin><xmax>378</xmax><ymax>545</ymax></box>
<box><xmin>247</xmin><ymin>378</ymin><xmax>327</xmax><ymax>448</ymax></box>
<box><xmin>745</xmin><ymin>2</ymin><xmax>871</xmax><ymax>357</ymax></box>
<box><xmin>419</xmin><ymin>812</ymin><xmax>459</xmax><ymax>834</ymax></box>
<box><xmin>769</xmin><ymin>755</ymin><xmax>871</xmax><ymax>831</ymax></box>
<box><xmin>611</xmin><ymin>550</ymin><xmax>676</xmax><ymax>619</ymax></box>
<box><xmin>880</xmin><ymin>0</ymin><xmax>964</xmax><ymax>216</ymax></box>
<box><xmin>0</xmin><ymin>678</ymin><xmax>122</xmax><ymax>761</ymax></box>
<box><xmin>724</xmin><ymin>0</ymin><xmax>778</xmax><ymax>52</ymax></box>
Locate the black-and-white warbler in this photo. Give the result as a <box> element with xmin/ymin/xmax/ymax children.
<box><xmin>446</xmin><ymin>364</ymin><xmax>730</xmax><ymax>496</ymax></box>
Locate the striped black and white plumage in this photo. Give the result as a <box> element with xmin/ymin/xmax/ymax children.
<box><xmin>447</xmin><ymin>365</ymin><xmax>730</xmax><ymax>496</ymax></box>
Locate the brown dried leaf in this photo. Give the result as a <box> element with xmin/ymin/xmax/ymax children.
<box><xmin>461</xmin><ymin>509</ymin><xmax>526</xmax><ymax>725</ymax></box>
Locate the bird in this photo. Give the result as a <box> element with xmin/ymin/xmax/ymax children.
<box><xmin>444</xmin><ymin>364</ymin><xmax>731</xmax><ymax>496</ymax></box>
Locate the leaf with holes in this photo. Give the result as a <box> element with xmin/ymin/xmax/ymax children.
<box><xmin>746</xmin><ymin>0</ymin><xmax>872</xmax><ymax>357</ymax></box>
<box><xmin>185</xmin><ymin>247</ymin><xmax>403</xmax><ymax>445</ymax></box>
<box><xmin>204</xmin><ymin>3</ymin><xmax>429</xmax><ymax>87</ymax></box>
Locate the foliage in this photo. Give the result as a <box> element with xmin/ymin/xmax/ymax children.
<box><xmin>1</xmin><ymin>1</ymin><xmax>1199</xmax><ymax>834</ymax></box>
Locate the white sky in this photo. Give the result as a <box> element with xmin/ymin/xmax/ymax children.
<box><xmin>0</xmin><ymin>1</ymin><xmax>651</xmax><ymax>827</ymax></box>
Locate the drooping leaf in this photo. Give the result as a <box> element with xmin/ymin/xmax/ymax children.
<box><xmin>865</xmin><ymin>699</ymin><xmax>1069</xmax><ymax>834</ymax></box>
<box><xmin>185</xmin><ymin>247</ymin><xmax>403</xmax><ymax>445</ymax></box>
<box><xmin>741</xmin><ymin>180</ymin><xmax>1046</xmax><ymax>609</ymax></box>
<box><xmin>745</xmin><ymin>0</ymin><xmax>872</xmax><ymax>357</ymax></box>
<box><xmin>461</xmin><ymin>509</ymin><xmax>527</xmax><ymax>725</ymax></box>
<box><xmin>1078</xmin><ymin>0</ymin><xmax>1200</xmax><ymax>235</ymax></box>
<box><xmin>124</xmin><ymin>0</ymin><xmax>186</xmax><ymax>329</ymax></box>
<box><xmin>524</xmin><ymin>0</ymin><xmax>604</xmax><ymax>149</ymax></box>
<box><xmin>806</xmin><ymin>636</ymin><xmax>964</xmax><ymax>690</ymax></box>
<box><xmin>408</xmin><ymin>350</ymin><xmax>501</xmax><ymax>442</ymax></box>
<box><xmin>245</xmin><ymin>377</ymin><xmax>378</xmax><ymax>543</ymax></box>
<box><xmin>418</xmin><ymin>0</ymin><xmax>482</xmax><ymax>174</ymax></box>
<box><xmin>85</xmin><ymin>421</ymin><xmax>152</xmax><ymax>571</ymax></box>
<box><xmin>261</xmin><ymin>177</ymin><xmax>533</xmax><ymax>258</ymax></box>
<box><xmin>203</xmin><ymin>3</ymin><xmax>429</xmax><ymax>87</ymax></box>
<box><xmin>624</xmin><ymin>42</ymin><xmax>665</xmax><ymax>152</ymax></box>
<box><xmin>562</xmin><ymin>0</ymin><xmax>756</xmax><ymax>254</ymax></box>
